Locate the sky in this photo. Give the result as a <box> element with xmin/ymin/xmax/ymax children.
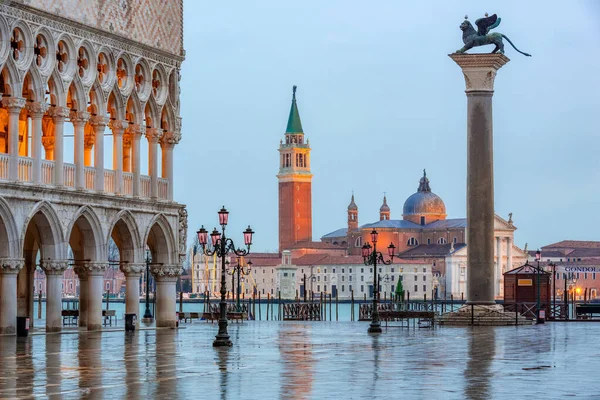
<box><xmin>175</xmin><ymin>1</ymin><xmax>600</xmax><ymax>253</ymax></box>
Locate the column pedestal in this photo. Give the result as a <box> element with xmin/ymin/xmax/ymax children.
<box><xmin>151</xmin><ymin>265</ymin><xmax>182</xmax><ymax>328</ymax></box>
<box><xmin>42</xmin><ymin>260</ymin><xmax>68</xmax><ymax>332</ymax></box>
<box><xmin>86</xmin><ymin>263</ymin><xmax>107</xmax><ymax>331</ymax></box>
<box><xmin>0</xmin><ymin>259</ymin><xmax>24</xmax><ymax>334</ymax></box>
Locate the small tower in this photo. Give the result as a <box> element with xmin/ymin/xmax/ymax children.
<box><xmin>277</xmin><ymin>86</ymin><xmax>313</xmax><ymax>252</ymax></box>
<box><xmin>348</xmin><ymin>193</ymin><xmax>358</xmax><ymax>231</ymax></box>
<box><xmin>379</xmin><ymin>195</ymin><xmax>390</xmax><ymax>221</ymax></box>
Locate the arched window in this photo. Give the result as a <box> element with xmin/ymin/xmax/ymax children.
<box><xmin>438</xmin><ymin>237</ymin><xmax>447</xmax><ymax>244</ymax></box>
<box><xmin>355</xmin><ymin>237</ymin><xmax>362</xmax><ymax>247</ymax></box>
<box><xmin>407</xmin><ymin>237</ymin><xmax>418</xmax><ymax>246</ymax></box>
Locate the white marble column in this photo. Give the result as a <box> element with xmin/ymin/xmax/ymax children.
<box><xmin>42</xmin><ymin>260</ymin><xmax>68</xmax><ymax>332</ymax></box>
<box><xmin>74</xmin><ymin>265</ymin><xmax>88</xmax><ymax>327</ymax></box>
<box><xmin>151</xmin><ymin>265</ymin><xmax>182</xmax><ymax>328</ymax></box>
<box><xmin>495</xmin><ymin>236</ymin><xmax>502</xmax><ymax>298</ymax></box>
<box><xmin>160</xmin><ymin>131</ymin><xmax>180</xmax><ymax>201</ymax></box>
<box><xmin>130</xmin><ymin>124</ymin><xmax>144</xmax><ymax>197</ymax></box>
<box><xmin>26</xmin><ymin>102</ymin><xmax>49</xmax><ymax>185</ymax></box>
<box><xmin>86</xmin><ymin>262</ymin><xmax>107</xmax><ymax>331</ymax></box>
<box><xmin>48</xmin><ymin>107</ymin><xmax>69</xmax><ymax>186</ymax></box>
<box><xmin>110</xmin><ymin>120</ymin><xmax>128</xmax><ymax>194</ymax></box>
<box><xmin>507</xmin><ymin>237</ymin><xmax>513</xmax><ymax>272</ymax></box>
<box><xmin>2</xmin><ymin>98</ymin><xmax>26</xmax><ymax>181</ymax></box>
<box><xmin>146</xmin><ymin>128</ymin><xmax>162</xmax><ymax>199</ymax></box>
<box><xmin>121</xmin><ymin>264</ymin><xmax>144</xmax><ymax>322</ymax></box>
<box><xmin>91</xmin><ymin>116</ymin><xmax>109</xmax><ymax>192</ymax></box>
<box><xmin>0</xmin><ymin>259</ymin><xmax>24</xmax><ymax>334</ymax></box>
<box><xmin>70</xmin><ymin>111</ymin><xmax>90</xmax><ymax>190</ymax></box>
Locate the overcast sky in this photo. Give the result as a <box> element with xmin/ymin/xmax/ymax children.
<box><xmin>175</xmin><ymin>1</ymin><xmax>600</xmax><ymax>253</ymax></box>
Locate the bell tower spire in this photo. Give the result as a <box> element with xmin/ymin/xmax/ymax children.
<box><xmin>278</xmin><ymin>86</ymin><xmax>313</xmax><ymax>252</ymax></box>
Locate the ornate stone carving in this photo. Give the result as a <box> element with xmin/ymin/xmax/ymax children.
<box><xmin>69</xmin><ymin>111</ymin><xmax>91</xmax><ymax>125</ymax></box>
<box><xmin>48</xmin><ymin>106</ymin><xmax>70</xmax><ymax>121</ymax></box>
<box><xmin>150</xmin><ymin>264</ymin><xmax>182</xmax><ymax>280</ymax></box>
<box><xmin>41</xmin><ymin>260</ymin><xmax>69</xmax><ymax>275</ymax></box>
<box><xmin>109</xmin><ymin>119</ymin><xmax>129</xmax><ymax>134</ymax></box>
<box><xmin>1</xmin><ymin>97</ymin><xmax>26</xmax><ymax>113</ymax></box>
<box><xmin>145</xmin><ymin>127</ymin><xmax>163</xmax><ymax>143</ymax></box>
<box><xmin>178</xmin><ymin>207</ymin><xmax>187</xmax><ymax>259</ymax></box>
<box><xmin>128</xmin><ymin>124</ymin><xmax>146</xmax><ymax>137</ymax></box>
<box><xmin>161</xmin><ymin>130</ymin><xmax>181</xmax><ymax>146</ymax></box>
<box><xmin>90</xmin><ymin>115</ymin><xmax>110</xmax><ymax>127</ymax></box>
<box><xmin>449</xmin><ymin>53</ymin><xmax>509</xmax><ymax>92</ymax></box>
<box><xmin>83</xmin><ymin>262</ymin><xmax>108</xmax><ymax>276</ymax></box>
<box><xmin>41</xmin><ymin>135</ymin><xmax>55</xmax><ymax>150</ymax></box>
<box><xmin>0</xmin><ymin>258</ymin><xmax>24</xmax><ymax>274</ymax></box>
<box><xmin>73</xmin><ymin>265</ymin><xmax>89</xmax><ymax>279</ymax></box>
<box><xmin>123</xmin><ymin>132</ymin><xmax>132</xmax><ymax>148</ymax></box>
<box><xmin>26</xmin><ymin>102</ymin><xmax>49</xmax><ymax>117</ymax></box>
<box><xmin>120</xmin><ymin>263</ymin><xmax>145</xmax><ymax>276</ymax></box>
<box><xmin>84</xmin><ymin>132</ymin><xmax>95</xmax><ymax>148</ymax></box>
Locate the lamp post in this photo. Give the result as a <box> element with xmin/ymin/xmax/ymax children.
<box><xmin>535</xmin><ymin>250</ymin><xmax>542</xmax><ymax>323</ymax></box>
<box><xmin>197</xmin><ymin>207</ymin><xmax>254</xmax><ymax>347</ymax></box>
<box><xmin>227</xmin><ymin>258</ymin><xmax>252</xmax><ymax>311</ymax></box>
<box><xmin>548</xmin><ymin>261</ymin><xmax>557</xmax><ymax>319</ymax></box>
<box><xmin>302</xmin><ymin>269</ymin><xmax>317</xmax><ymax>303</ymax></box>
<box><xmin>142</xmin><ymin>249</ymin><xmax>155</xmax><ymax>322</ymax></box>
<box><xmin>361</xmin><ymin>229</ymin><xmax>395</xmax><ymax>334</ymax></box>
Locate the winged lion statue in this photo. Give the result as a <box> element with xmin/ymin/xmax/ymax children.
<box><xmin>456</xmin><ymin>14</ymin><xmax>531</xmax><ymax>57</ymax></box>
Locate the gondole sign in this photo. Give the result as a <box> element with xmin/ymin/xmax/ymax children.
<box><xmin>518</xmin><ymin>279</ymin><xmax>533</xmax><ymax>286</ymax></box>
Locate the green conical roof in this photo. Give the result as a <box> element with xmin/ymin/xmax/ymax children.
<box><xmin>285</xmin><ymin>85</ymin><xmax>304</xmax><ymax>134</ymax></box>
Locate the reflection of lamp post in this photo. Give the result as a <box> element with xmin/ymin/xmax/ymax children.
<box><xmin>535</xmin><ymin>250</ymin><xmax>542</xmax><ymax>323</ymax></box>
<box><xmin>361</xmin><ymin>229</ymin><xmax>395</xmax><ymax>334</ymax></box>
<box><xmin>227</xmin><ymin>258</ymin><xmax>252</xmax><ymax>311</ymax></box>
<box><xmin>197</xmin><ymin>207</ymin><xmax>254</xmax><ymax>347</ymax></box>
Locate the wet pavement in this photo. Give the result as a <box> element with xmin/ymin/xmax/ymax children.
<box><xmin>0</xmin><ymin>321</ymin><xmax>598</xmax><ymax>399</ymax></box>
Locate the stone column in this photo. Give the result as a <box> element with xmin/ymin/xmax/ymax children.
<box><xmin>130</xmin><ymin>124</ymin><xmax>144</xmax><ymax>197</ymax></box>
<box><xmin>48</xmin><ymin>107</ymin><xmax>69</xmax><ymax>186</ymax></box>
<box><xmin>91</xmin><ymin>116</ymin><xmax>109</xmax><ymax>192</ymax></box>
<box><xmin>110</xmin><ymin>120</ymin><xmax>128</xmax><ymax>194</ymax></box>
<box><xmin>160</xmin><ymin>131</ymin><xmax>180</xmax><ymax>201</ymax></box>
<box><xmin>450</xmin><ymin>53</ymin><xmax>509</xmax><ymax>305</ymax></box>
<box><xmin>495</xmin><ymin>236</ymin><xmax>502</xmax><ymax>298</ymax></box>
<box><xmin>146</xmin><ymin>128</ymin><xmax>162</xmax><ymax>199</ymax></box>
<box><xmin>41</xmin><ymin>260</ymin><xmax>68</xmax><ymax>332</ymax></box>
<box><xmin>83</xmin><ymin>126</ymin><xmax>94</xmax><ymax>166</ymax></box>
<box><xmin>73</xmin><ymin>265</ymin><xmax>89</xmax><ymax>327</ymax></box>
<box><xmin>121</xmin><ymin>263</ymin><xmax>145</xmax><ymax>321</ymax></box>
<box><xmin>41</xmin><ymin>136</ymin><xmax>54</xmax><ymax>161</ymax></box>
<box><xmin>151</xmin><ymin>264</ymin><xmax>182</xmax><ymax>328</ymax></box>
<box><xmin>2</xmin><ymin>98</ymin><xmax>26</xmax><ymax>181</ymax></box>
<box><xmin>507</xmin><ymin>237</ymin><xmax>513</xmax><ymax>272</ymax></box>
<box><xmin>26</xmin><ymin>102</ymin><xmax>49</xmax><ymax>185</ymax></box>
<box><xmin>70</xmin><ymin>111</ymin><xmax>90</xmax><ymax>190</ymax></box>
<box><xmin>85</xmin><ymin>262</ymin><xmax>107</xmax><ymax>331</ymax></box>
<box><xmin>0</xmin><ymin>259</ymin><xmax>24</xmax><ymax>334</ymax></box>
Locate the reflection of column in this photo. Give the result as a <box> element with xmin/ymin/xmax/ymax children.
<box><xmin>130</xmin><ymin>124</ymin><xmax>144</xmax><ymax>197</ymax></box>
<box><xmin>41</xmin><ymin>260</ymin><xmax>68</xmax><ymax>332</ymax></box>
<box><xmin>78</xmin><ymin>334</ymin><xmax>101</xmax><ymax>391</ymax></box>
<box><xmin>160</xmin><ymin>131</ymin><xmax>179</xmax><ymax>201</ymax></box>
<box><xmin>86</xmin><ymin>262</ymin><xmax>107</xmax><ymax>331</ymax></box>
<box><xmin>74</xmin><ymin>265</ymin><xmax>89</xmax><ymax>327</ymax></box>
<box><xmin>465</xmin><ymin>328</ymin><xmax>495</xmax><ymax>399</ymax></box>
<box><xmin>2</xmin><ymin>97</ymin><xmax>26</xmax><ymax>181</ymax></box>
<box><xmin>0</xmin><ymin>259</ymin><xmax>24</xmax><ymax>334</ymax></box>
<box><xmin>45</xmin><ymin>336</ymin><xmax>62</xmax><ymax>395</ymax></box>
<box><xmin>70</xmin><ymin>111</ymin><xmax>90</xmax><ymax>190</ymax></box>
<box><xmin>124</xmin><ymin>333</ymin><xmax>140</xmax><ymax>400</ymax></box>
<box><xmin>110</xmin><ymin>120</ymin><xmax>128</xmax><ymax>194</ymax></box>
<box><xmin>279</xmin><ymin>325</ymin><xmax>314</xmax><ymax>399</ymax></box>
<box><xmin>146</xmin><ymin>128</ymin><xmax>162</xmax><ymax>199</ymax></box>
<box><xmin>48</xmin><ymin>107</ymin><xmax>69</xmax><ymax>186</ymax></box>
<box><xmin>450</xmin><ymin>53</ymin><xmax>509</xmax><ymax>305</ymax></box>
<box><xmin>121</xmin><ymin>264</ymin><xmax>144</xmax><ymax>321</ymax></box>
<box><xmin>151</xmin><ymin>264</ymin><xmax>181</xmax><ymax>327</ymax></box>
<box><xmin>16</xmin><ymin>337</ymin><xmax>34</xmax><ymax>398</ymax></box>
<box><xmin>91</xmin><ymin>116</ymin><xmax>109</xmax><ymax>192</ymax></box>
<box><xmin>0</xmin><ymin>337</ymin><xmax>17</xmax><ymax>396</ymax></box>
<box><xmin>26</xmin><ymin>102</ymin><xmax>49</xmax><ymax>185</ymax></box>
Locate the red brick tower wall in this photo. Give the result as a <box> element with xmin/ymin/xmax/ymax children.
<box><xmin>279</xmin><ymin>181</ymin><xmax>312</xmax><ymax>251</ymax></box>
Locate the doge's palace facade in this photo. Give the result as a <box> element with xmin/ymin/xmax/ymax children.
<box><xmin>0</xmin><ymin>0</ymin><xmax>186</xmax><ymax>333</ymax></box>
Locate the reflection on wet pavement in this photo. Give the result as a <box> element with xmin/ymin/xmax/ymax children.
<box><xmin>0</xmin><ymin>322</ymin><xmax>598</xmax><ymax>399</ymax></box>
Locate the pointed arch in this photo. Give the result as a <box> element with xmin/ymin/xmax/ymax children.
<box><xmin>160</xmin><ymin>103</ymin><xmax>175</xmax><ymax>132</ymax></box>
<box><xmin>0</xmin><ymin>196</ymin><xmax>19</xmax><ymax>258</ymax></box>
<box><xmin>67</xmin><ymin>77</ymin><xmax>87</xmax><ymax>111</ymax></box>
<box><xmin>21</xmin><ymin>201</ymin><xmax>65</xmax><ymax>260</ymax></box>
<box><xmin>1</xmin><ymin>59</ymin><xmax>21</xmax><ymax>96</ymax></box>
<box><xmin>22</xmin><ymin>68</ymin><xmax>44</xmax><ymax>102</ymax></box>
<box><xmin>65</xmin><ymin>205</ymin><xmax>105</xmax><ymax>262</ymax></box>
<box><xmin>107</xmin><ymin>89</ymin><xmax>125</xmax><ymax>121</ymax></box>
<box><xmin>126</xmin><ymin>90</ymin><xmax>143</xmax><ymax>125</ymax></box>
<box><xmin>88</xmin><ymin>78</ymin><xmax>106</xmax><ymax>116</ymax></box>
<box><xmin>47</xmin><ymin>69</ymin><xmax>66</xmax><ymax>107</ymax></box>
<box><xmin>107</xmin><ymin>209</ymin><xmax>142</xmax><ymax>263</ymax></box>
<box><xmin>144</xmin><ymin>96</ymin><xmax>159</xmax><ymax>128</ymax></box>
<box><xmin>143</xmin><ymin>213</ymin><xmax>176</xmax><ymax>264</ymax></box>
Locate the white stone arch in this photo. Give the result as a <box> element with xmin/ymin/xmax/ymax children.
<box><xmin>107</xmin><ymin>88</ymin><xmax>125</xmax><ymax>121</ymax></box>
<box><xmin>0</xmin><ymin>15</ymin><xmax>10</xmax><ymax>68</ymax></box>
<box><xmin>88</xmin><ymin>78</ymin><xmax>106</xmax><ymax>116</ymax></box>
<box><xmin>21</xmin><ymin>201</ymin><xmax>66</xmax><ymax>261</ymax></box>
<box><xmin>65</xmin><ymin>205</ymin><xmax>106</xmax><ymax>262</ymax></box>
<box><xmin>67</xmin><ymin>76</ymin><xmax>88</xmax><ymax>111</ymax></box>
<box><xmin>55</xmin><ymin>33</ymin><xmax>77</xmax><ymax>81</ymax></box>
<box><xmin>1</xmin><ymin>58</ymin><xmax>22</xmax><ymax>96</ymax></box>
<box><xmin>22</xmin><ymin>67</ymin><xmax>45</xmax><ymax>102</ymax></box>
<box><xmin>143</xmin><ymin>214</ymin><xmax>176</xmax><ymax>265</ymax></box>
<box><xmin>126</xmin><ymin>89</ymin><xmax>143</xmax><ymax>125</ymax></box>
<box><xmin>144</xmin><ymin>96</ymin><xmax>159</xmax><ymax>128</ymax></box>
<box><xmin>47</xmin><ymin>69</ymin><xmax>66</xmax><ymax>107</ymax></box>
<box><xmin>160</xmin><ymin>102</ymin><xmax>175</xmax><ymax>132</ymax></box>
<box><xmin>32</xmin><ymin>26</ymin><xmax>56</xmax><ymax>77</ymax></box>
<box><xmin>96</xmin><ymin>46</ymin><xmax>116</xmax><ymax>92</ymax></box>
<box><xmin>0</xmin><ymin>196</ymin><xmax>19</xmax><ymax>258</ymax></box>
<box><xmin>107</xmin><ymin>210</ymin><xmax>142</xmax><ymax>264</ymax></box>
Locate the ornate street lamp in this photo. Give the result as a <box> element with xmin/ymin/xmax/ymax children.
<box><xmin>361</xmin><ymin>229</ymin><xmax>395</xmax><ymax>334</ymax></box>
<box><xmin>227</xmin><ymin>258</ymin><xmax>252</xmax><ymax>311</ymax></box>
<box><xmin>142</xmin><ymin>249</ymin><xmax>162</xmax><ymax>323</ymax></box>
<box><xmin>197</xmin><ymin>207</ymin><xmax>254</xmax><ymax>347</ymax></box>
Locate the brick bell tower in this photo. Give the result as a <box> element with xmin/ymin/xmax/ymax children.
<box><xmin>278</xmin><ymin>86</ymin><xmax>313</xmax><ymax>252</ymax></box>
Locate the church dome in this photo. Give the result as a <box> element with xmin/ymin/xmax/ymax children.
<box><xmin>402</xmin><ymin>170</ymin><xmax>446</xmax><ymax>222</ymax></box>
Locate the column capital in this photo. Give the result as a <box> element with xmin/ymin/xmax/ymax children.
<box><xmin>84</xmin><ymin>131</ymin><xmax>95</xmax><ymax>149</ymax></box>
<box><xmin>73</xmin><ymin>264</ymin><xmax>89</xmax><ymax>279</ymax></box>
<box><xmin>145</xmin><ymin>127</ymin><xmax>163</xmax><ymax>143</ymax></box>
<box><xmin>449</xmin><ymin>53</ymin><xmax>510</xmax><ymax>92</ymax></box>
<box><xmin>26</xmin><ymin>101</ymin><xmax>49</xmax><ymax>117</ymax></box>
<box><xmin>2</xmin><ymin>97</ymin><xmax>26</xmax><ymax>113</ymax></box>
<box><xmin>70</xmin><ymin>110</ymin><xmax>91</xmax><ymax>126</ymax></box>
<box><xmin>83</xmin><ymin>261</ymin><xmax>108</xmax><ymax>276</ymax></box>
<box><xmin>41</xmin><ymin>260</ymin><xmax>69</xmax><ymax>275</ymax></box>
<box><xmin>160</xmin><ymin>131</ymin><xmax>181</xmax><ymax>147</ymax></box>
<box><xmin>48</xmin><ymin>106</ymin><xmax>71</xmax><ymax>121</ymax></box>
<box><xmin>128</xmin><ymin>124</ymin><xmax>146</xmax><ymax>137</ymax></box>
<box><xmin>109</xmin><ymin>119</ymin><xmax>129</xmax><ymax>133</ymax></box>
<box><xmin>42</xmin><ymin>135</ymin><xmax>55</xmax><ymax>150</ymax></box>
<box><xmin>90</xmin><ymin>115</ymin><xmax>110</xmax><ymax>128</ymax></box>
<box><xmin>150</xmin><ymin>264</ymin><xmax>182</xmax><ymax>280</ymax></box>
<box><xmin>0</xmin><ymin>258</ymin><xmax>24</xmax><ymax>274</ymax></box>
<box><xmin>120</xmin><ymin>263</ymin><xmax>145</xmax><ymax>276</ymax></box>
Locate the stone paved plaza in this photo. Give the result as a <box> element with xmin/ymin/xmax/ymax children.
<box><xmin>0</xmin><ymin>321</ymin><xmax>598</xmax><ymax>399</ymax></box>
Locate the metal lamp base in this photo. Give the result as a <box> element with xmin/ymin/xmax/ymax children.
<box><xmin>213</xmin><ymin>335</ymin><xmax>232</xmax><ymax>347</ymax></box>
<box><xmin>368</xmin><ymin>322</ymin><xmax>382</xmax><ymax>334</ymax></box>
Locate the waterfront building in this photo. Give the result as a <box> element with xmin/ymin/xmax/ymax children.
<box><xmin>0</xmin><ymin>1</ymin><xmax>186</xmax><ymax>334</ymax></box>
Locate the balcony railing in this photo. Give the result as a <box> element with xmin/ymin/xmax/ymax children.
<box><xmin>0</xmin><ymin>155</ymin><xmax>169</xmax><ymax>200</ymax></box>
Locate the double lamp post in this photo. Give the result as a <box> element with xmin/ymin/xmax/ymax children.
<box><xmin>361</xmin><ymin>229</ymin><xmax>395</xmax><ymax>334</ymax></box>
<box><xmin>226</xmin><ymin>258</ymin><xmax>252</xmax><ymax>312</ymax></box>
<box><xmin>197</xmin><ymin>207</ymin><xmax>254</xmax><ymax>347</ymax></box>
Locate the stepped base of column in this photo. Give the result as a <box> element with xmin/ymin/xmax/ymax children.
<box><xmin>438</xmin><ymin>304</ymin><xmax>532</xmax><ymax>326</ymax></box>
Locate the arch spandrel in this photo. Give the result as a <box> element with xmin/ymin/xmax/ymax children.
<box><xmin>143</xmin><ymin>213</ymin><xmax>177</xmax><ymax>265</ymax></box>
